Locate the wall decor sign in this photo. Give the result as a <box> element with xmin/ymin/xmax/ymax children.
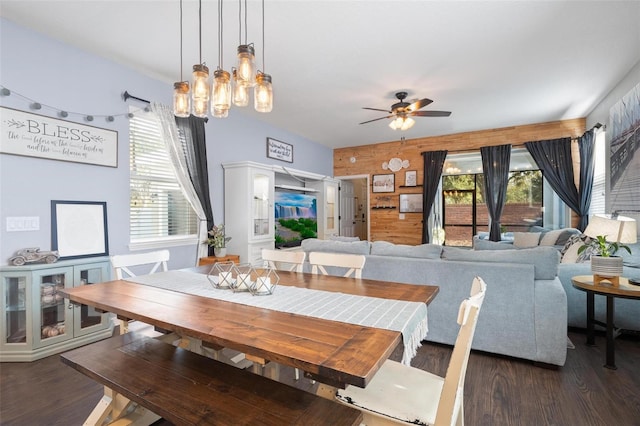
<box><xmin>51</xmin><ymin>200</ymin><xmax>109</xmax><ymax>260</ymax></box>
<box><xmin>372</xmin><ymin>174</ymin><xmax>395</xmax><ymax>193</ymax></box>
<box><xmin>266</xmin><ymin>137</ymin><xmax>293</xmax><ymax>163</ymax></box>
<box><xmin>0</xmin><ymin>107</ymin><xmax>118</xmax><ymax>167</ymax></box>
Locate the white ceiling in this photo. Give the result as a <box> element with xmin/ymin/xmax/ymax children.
<box><xmin>1</xmin><ymin>1</ymin><xmax>639</xmax><ymax>149</ymax></box>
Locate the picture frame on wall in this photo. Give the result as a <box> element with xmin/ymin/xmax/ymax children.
<box><xmin>266</xmin><ymin>137</ymin><xmax>293</xmax><ymax>163</ymax></box>
<box><xmin>51</xmin><ymin>200</ymin><xmax>109</xmax><ymax>260</ymax></box>
<box><xmin>404</xmin><ymin>170</ymin><xmax>417</xmax><ymax>186</ymax></box>
<box><xmin>399</xmin><ymin>193</ymin><xmax>423</xmax><ymax>213</ymax></box>
<box><xmin>372</xmin><ymin>174</ymin><xmax>395</xmax><ymax>193</ymax></box>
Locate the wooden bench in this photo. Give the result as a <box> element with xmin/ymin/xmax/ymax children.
<box><xmin>60</xmin><ymin>333</ymin><xmax>362</xmax><ymax>426</ymax></box>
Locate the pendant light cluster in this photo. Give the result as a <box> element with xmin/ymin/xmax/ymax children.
<box><xmin>173</xmin><ymin>0</ymin><xmax>273</xmax><ymax>118</ymax></box>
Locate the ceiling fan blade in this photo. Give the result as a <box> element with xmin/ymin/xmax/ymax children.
<box><xmin>411</xmin><ymin>110</ymin><xmax>452</xmax><ymax>117</ymax></box>
<box><xmin>363</xmin><ymin>107</ymin><xmax>393</xmax><ymax>113</ymax></box>
<box><xmin>359</xmin><ymin>115</ymin><xmax>394</xmax><ymax>125</ymax></box>
<box><xmin>406</xmin><ymin>98</ymin><xmax>433</xmax><ymax>112</ymax></box>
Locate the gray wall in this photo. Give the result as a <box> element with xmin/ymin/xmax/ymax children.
<box><xmin>0</xmin><ymin>19</ymin><xmax>333</xmax><ymax>268</ymax></box>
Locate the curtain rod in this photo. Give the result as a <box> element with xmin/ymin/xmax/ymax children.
<box><xmin>122</xmin><ymin>90</ymin><xmax>150</xmax><ymax>104</ymax></box>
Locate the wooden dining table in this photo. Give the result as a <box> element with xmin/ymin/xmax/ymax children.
<box><xmin>60</xmin><ymin>266</ymin><xmax>438</xmax><ymax>390</ymax></box>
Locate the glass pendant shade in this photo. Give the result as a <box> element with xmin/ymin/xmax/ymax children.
<box><xmin>212</xmin><ymin>69</ymin><xmax>231</xmax><ymax>116</ymax></box>
<box><xmin>233</xmin><ymin>69</ymin><xmax>249</xmax><ymax>107</ymax></box>
<box><xmin>212</xmin><ymin>106</ymin><xmax>229</xmax><ymax>118</ymax></box>
<box><xmin>236</xmin><ymin>45</ymin><xmax>256</xmax><ymax>87</ymax></box>
<box><xmin>173</xmin><ymin>82</ymin><xmax>191</xmax><ymax>117</ymax></box>
<box><xmin>401</xmin><ymin>117</ymin><xmax>415</xmax><ymax>130</ymax></box>
<box><xmin>192</xmin><ymin>98</ymin><xmax>208</xmax><ymax>118</ymax></box>
<box><xmin>254</xmin><ymin>72</ymin><xmax>273</xmax><ymax>113</ymax></box>
<box><xmin>389</xmin><ymin>116</ymin><xmax>415</xmax><ymax>131</ymax></box>
<box><xmin>191</xmin><ymin>64</ymin><xmax>210</xmax><ymax>104</ymax></box>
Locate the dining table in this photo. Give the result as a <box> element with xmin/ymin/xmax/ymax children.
<box><xmin>60</xmin><ymin>265</ymin><xmax>439</xmax><ymax>391</ymax></box>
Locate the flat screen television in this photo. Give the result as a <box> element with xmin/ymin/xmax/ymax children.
<box><xmin>274</xmin><ymin>191</ymin><xmax>317</xmax><ymax>248</ymax></box>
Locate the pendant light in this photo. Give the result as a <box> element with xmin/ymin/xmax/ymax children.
<box><xmin>211</xmin><ymin>0</ymin><xmax>231</xmax><ymax>118</ymax></box>
<box><xmin>191</xmin><ymin>0</ymin><xmax>209</xmax><ymax>118</ymax></box>
<box><xmin>232</xmin><ymin>69</ymin><xmax>249</xmax><ymax>107</ymax></box>
<box><xmin>235</xmin><ymin>0</ymin><xmax>256</xmax><ymax>89</ymax></box>
<box><xmin>254</xmin><ymin>0</ymin><xmax>273</xmax><ymax>113</ymax></box>
<box><xmin>173</xmin><ymin>0</ymin><xmax>190</xmax><ymax>117</ymax></box>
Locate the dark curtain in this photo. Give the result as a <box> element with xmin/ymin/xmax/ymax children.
<box><xmin>577</xmin><ymin>130</ymin><xmax>595</xmax><ymax>231</ymax></box>
<box><xmin>525</xmin><ymin>133</ymin><xmax>595</xmax><ymax>232</ymax></box>
<box><xmin>421</xmin><ymin>150</ymin><xmax>448</xmax><ymax>243</ymax></box>
<box><xmin>481</xmin><ymin>144</ymin><xmax>511</xmax><ymax>241</ymax></box>
<box><xmin>175</xmin><ymin>115</ymin><xmax>215</xmax><ymax>254</ymax></box>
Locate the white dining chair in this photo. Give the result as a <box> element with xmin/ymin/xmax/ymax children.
<box><xmin>309</xmin><ymin>252</ymin><xmax>366</xmax><ymax>278</ymax></box>
<box><xmin>336</xmin><ymin>276</ymin><xmax>487</xmax><ymax>426</ymax></box>
<box><xmin>110</xmin><ymin>250</ymin><xmax>170</xmax><ymax>334</ymax></box>
<box><xmin>261</xmin><ymin>249</ymin><xmax>306</xmax><ymax>273</ymax></box>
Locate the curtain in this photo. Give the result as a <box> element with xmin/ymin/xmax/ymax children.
<box><xmin>481</xmin><ymin>144</ymin><xmax>511</xmax><ymax>241</ymax></box>
<box><xmin>525</xmin><ymin>133</ymin><xmax>595</xmax><ymax>232</ymax></box>
<box><xmin>175</xmin><ymin>115</ymin><xmax>215</xmax><ymax>256</ymax></box>
<box><xmin>421</xmin><ymin>150</ymin><xmax>448</xmax><ymax>243</ymax></box>
<box><xmin>577</xmin><ymin>130</ymin><xmax>595</xmax><ymax>230</ymax></box>
<box><xmin>150</xmin><ymin>103</ymin><xmax>208</xmax><ymax>262</ymax></box>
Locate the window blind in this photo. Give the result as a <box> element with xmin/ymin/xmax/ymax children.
<box><xmin>129</xmin><ymin>111</ymin><xmax>197</xmax><ymax>242</ymax></box>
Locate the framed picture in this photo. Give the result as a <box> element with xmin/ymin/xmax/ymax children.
<box><xmin>51</xmin><ymin>200</ymin><xmax>109</xmax><ymax>260</ymax></box>
<box><xmin>405</xmin><ymin>170</ymin><xmax>417</xmax><ymax>186</ymax></box>
<box><xmin>266</xmin><ymin>137</ymin><xmax>293</xmax><ymax>163</ymax></box>
<box><xmin>372</xmin><ymin>174</ymin><xmax>395</xmax><ymax>193</ymax></box>
<box><xmin>399</xmin><ymin>193</ymin><xmax>423</xmax><ymax>213</ymax></box>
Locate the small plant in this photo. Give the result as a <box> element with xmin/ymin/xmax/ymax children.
<box><xmin>578</xmin><ymin>235</ymin><xmax>632</xmax><ymax>257</ymax></box>
<box><xmin>206</xmin><ymin>224</ymin><xmax>231</xmax><ymax>248</ymax></box>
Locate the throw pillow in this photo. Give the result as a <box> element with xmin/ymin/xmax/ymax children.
<box><xmin>555</xmin><ymin>228</ymin><xmax>581</xmax><ymax>247</ymax></box>
<box><xmin>513</xmin><ymin>232</ymin><xmax>541</xmax><ymax>248</ymax></box>
<box><xmin>560</xmin><ymin>234</ymin><xmax>591</xmax><ymax>263</ymax></box>
<box><xmin>539</xmin><ymin>229</ymin><xmax>566</xmax><ymax>246</ymax></box>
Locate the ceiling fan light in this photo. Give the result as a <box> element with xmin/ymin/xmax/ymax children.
<box><xmin>254</xmin><ymin>72</ymin><xmax>273</xmax><ymax>113</ymax></box>
<box><xmin>401</xmin><ymin>117</ymin><xmax>415</xmax><ymax>130</ymax></box>
<box><xmin>389</xmin><ymin>116</ymin><xmax>403</xmax><ymax>130</ymax></box>
<box><xmin>191</xmin><ymin>64</ymin><xmax>210</xmax><ymax>104</ymax></box>
<box><xmin>173</xmin><ymin>81</ymin><xmax>191</xmax><ymax>118</ymax></box>
<box><xmin>236</xmin><ymin>44</ymin><xmax>256</xmax><ymax>87</ymax></box>
<box><xmin>232</xmin><ymin>69</ymin><xmax>249</xmax><ymax>107</ymax></box>
<box><xmin>212</xmin><ymin>69</ymin><xmax>232</xmax><ymax>115</ymax></box>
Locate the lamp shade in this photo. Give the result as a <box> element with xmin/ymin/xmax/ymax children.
<box><xmin>584</xmin><ymin>214</ymin><xmax>638</xmax><ymax>244</ymax></box>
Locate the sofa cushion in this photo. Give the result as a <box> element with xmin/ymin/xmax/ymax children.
<box><xmin>473</xmin><ymin>238</ymin><xmax>516</xmax><ymax>250</ymax></box>
<box><xmin>370</xmin><ymin>241</ymin><xmax>442</xmax><ymax>259</ymax></box>
<box><xmin>300</xmin><ymin>238</ymin><xmax>370</xmax><ymax>255</ymax></box>
<box><xmin>329</xmin><ymin>236</ymin><xmax>360</xmax><ymax>242</ymax></box>
<box><xmin>539</xmin><ymin>229</ymin><xmax>566</xmax><ymax>246</ymax></box>
<box><xmin>513</xmin><ymin>232</ymin><xmax>541</xmax><ymax>248</ymax></box>
<box><xmin>620</xmin><ymin>242</ymin><xmax>640</xmax><ymax>268</ymax></box>
<box><xmin>441</xmin><ymin>246</ymin><xmax>559</xmax><ymax>280</ymax></box>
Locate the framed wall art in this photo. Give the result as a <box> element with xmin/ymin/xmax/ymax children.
<box><xmin>51</xmin><ymin>200</ymin><xmax>109</xmax><ymax>260</ymax></box>
<box><xmin>266</xmin><ymin>137</ymin><xmax>293</xmax><ymax>163</ymax></box>
<box><xmin>399</xmin><ymin>193</ymin><xmax>423</xmax><ymax>213</ymax></box>
<box><xmin>372</xmin><ymin>174</ymin><xmax>395</xmax><ymax>193</ymax></box>
<box><xmin>404</xmin><ymin>170</ymin><xmax>417</xmax><ymax>186</ymax></box>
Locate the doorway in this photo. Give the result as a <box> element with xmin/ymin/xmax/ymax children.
<box><xmin>335</xmin><ymin>175</ymin><xmax>369</xmax><ymax>241</ymax></box>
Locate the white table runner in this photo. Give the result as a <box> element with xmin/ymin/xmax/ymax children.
<box><xmin>126</xmin><ymin>270</ymin><xmax>428</xmax><ymax>365</ymax></box>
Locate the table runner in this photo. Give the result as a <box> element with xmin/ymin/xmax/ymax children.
<box><xmin>126</xmin><ymin>270</ymin><xmax>428</xmax><ymax>365</ymax></box>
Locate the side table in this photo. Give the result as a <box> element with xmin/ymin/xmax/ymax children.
<box><xmin>571</xmin><ymin>275</ymin><xmax>640</xmax><ymax>369</ymax></box>
<box><xmin>198</xmin><ymin>254</ymin><xmax>240</xmax><ymax>266</ymax></box>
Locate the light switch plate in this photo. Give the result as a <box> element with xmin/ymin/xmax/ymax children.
<box><xmin>6</xmin><ymin>216</ymin><xmax>40</xmax><ymax>231</ymax></box>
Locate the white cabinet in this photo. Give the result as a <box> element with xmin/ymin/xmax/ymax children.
<box><xmin>223</xmin><ymin>162</ymin><xmax>275</xmax><ymax>264</ymax></box>
<box><xmin>308</xmin><ymin>178</ymin><xmax>340</xmax><ymax>239</ymax></box>
<box><xmin>1</xmin><ymin>257</ymin><xmax>113</xmax><ymax>362</ymax></box>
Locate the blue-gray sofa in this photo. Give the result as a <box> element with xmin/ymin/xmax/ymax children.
<box><xmin>300</xmin><ymin>238</ymin><xmax>567</xmax><ymax>366</ymax></box>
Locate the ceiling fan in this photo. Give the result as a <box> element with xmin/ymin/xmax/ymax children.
<box><xmin>360</xmin><ymin>91</ymin><xmax>451</xmax><ymax>130</ymax></box>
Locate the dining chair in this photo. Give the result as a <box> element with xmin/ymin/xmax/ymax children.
<box><xmin>335</xmin><ymin>276</ymin><xmax>487</xmax><ymax>426</ymax></box>
<box><xmin>110</xmin><ymin>250</ymin><xmax>170</xmax><ymax>334</ymax></box>
<box><xmin>309</xmin><ymin>252</ymin><xmax>366</xmax><ymax>278</ymax></box>
<box><xmin>261</xmin><ymin>249</ymin><xmax>306</xmax><ymax>273</ymax></box>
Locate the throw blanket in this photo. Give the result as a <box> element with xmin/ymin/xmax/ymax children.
<box><xmin>126</xmin><ymin>270</ymin><xmax>428</xmax><ymax>365</ymax></box>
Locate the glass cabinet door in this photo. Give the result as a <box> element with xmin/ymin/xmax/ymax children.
<box><xmin>326</xmin><ymin>184</ymin><xmax>337</xmax><ymax>231</ymax></box>
<box><xmin>73</xmin><ymin>263</ymin><xmax>109</xmax><ymax>337</ymax></box>
<box><xmin>34</xmin><ymin>269</ymin><xmax>72</xmax><ymax>347</ymax></box>
<box><xmin>252</xmin><ymin>172</ymin><xmax>272</xmax><ymax>238</ymax></box>
<box><xmin>3</xmin><ymin>275</ymin><xmax>28</xmax><ymax>345</ymax></box>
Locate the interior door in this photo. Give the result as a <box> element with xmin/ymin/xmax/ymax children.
<box><xmin>339</xmin><ymin>180</ymin><xmax>356</xmax><ymax>237</ymax></box>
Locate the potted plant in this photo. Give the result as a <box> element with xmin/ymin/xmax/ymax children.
<box><xmin>578</xmin><ymin>235</ymin><xmax>632</xmax><ymax>280</ymax></box>
<box><xmin>206</xmin><ymin>224</ymin><xmax>232</xmax><ymax>257</ymax></box>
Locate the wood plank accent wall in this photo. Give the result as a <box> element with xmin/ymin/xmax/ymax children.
<box><xmin>333</xmin><ymin>118</ymin><xmax>586</xmax><ymax>244</ymax></box>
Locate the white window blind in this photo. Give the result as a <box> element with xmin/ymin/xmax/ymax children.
<box><xmin>129</xmin><ymin>110</ymin><xmax>197</xmax><ymax>243</ymax></box>
<box><xmin>589</xmin><ymin>130</ymin><xmax>606</xmax><ymax>215</ymax></box>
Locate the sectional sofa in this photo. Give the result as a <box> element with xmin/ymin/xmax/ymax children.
<box><xmin>299</xmin><ymin>238</ymin><xmax>568</xmax><ymax>366</ymax></box>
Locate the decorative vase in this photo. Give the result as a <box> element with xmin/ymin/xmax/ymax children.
<box><xmin>214</xmin><ymin>247</ymin><xmax>227</xmax><ymax>258</ymax></box>
<box><xmin>590</xmin><ymin>255</ymin><xmax>623</xmax><ymax>280</ymax></box>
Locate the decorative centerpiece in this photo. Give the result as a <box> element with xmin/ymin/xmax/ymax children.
<box><xmin>207</xmin><ymin>261</ymin><xmax>236</xmax><ymax>289</ymax></box>
<box><xmin>231</xmin><ymin>263</ymin><xmax>253</xmax><ymax>293</ymax></box>
<box><xmin>206</xmin><ymin>224</ymin><xmax>231</xmax><ymax>257</ymax></box>
<box><xmin>250</xmin><ymin>266</ymin><xmax>279</xmax><ymax>296</ymax></box>
<box><xmin>578</xmin><ymin>234</ymin><xmax>632</xmax><ymax>286</ymax></box>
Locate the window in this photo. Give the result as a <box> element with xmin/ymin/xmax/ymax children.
<box><xmin>589</xmin><ymin>129</ymin><xmax>606</xmax><ymax>215</ymax></box>
<box><xmin>129</xmin><ymin>110</ymin><xmax>197</xmax><ymax>247</ymax></box>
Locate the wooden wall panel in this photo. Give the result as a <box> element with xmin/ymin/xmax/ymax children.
<box><xmin>334</xmin><ymin>118</ymin><xmax>586</xmax><ymax>244</ymax></box>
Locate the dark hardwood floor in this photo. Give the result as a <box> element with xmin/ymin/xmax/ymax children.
<box><xmin>1</xmin><ymin>326</ymin><xmax>639</xmax><ymax>425</ymax></box>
